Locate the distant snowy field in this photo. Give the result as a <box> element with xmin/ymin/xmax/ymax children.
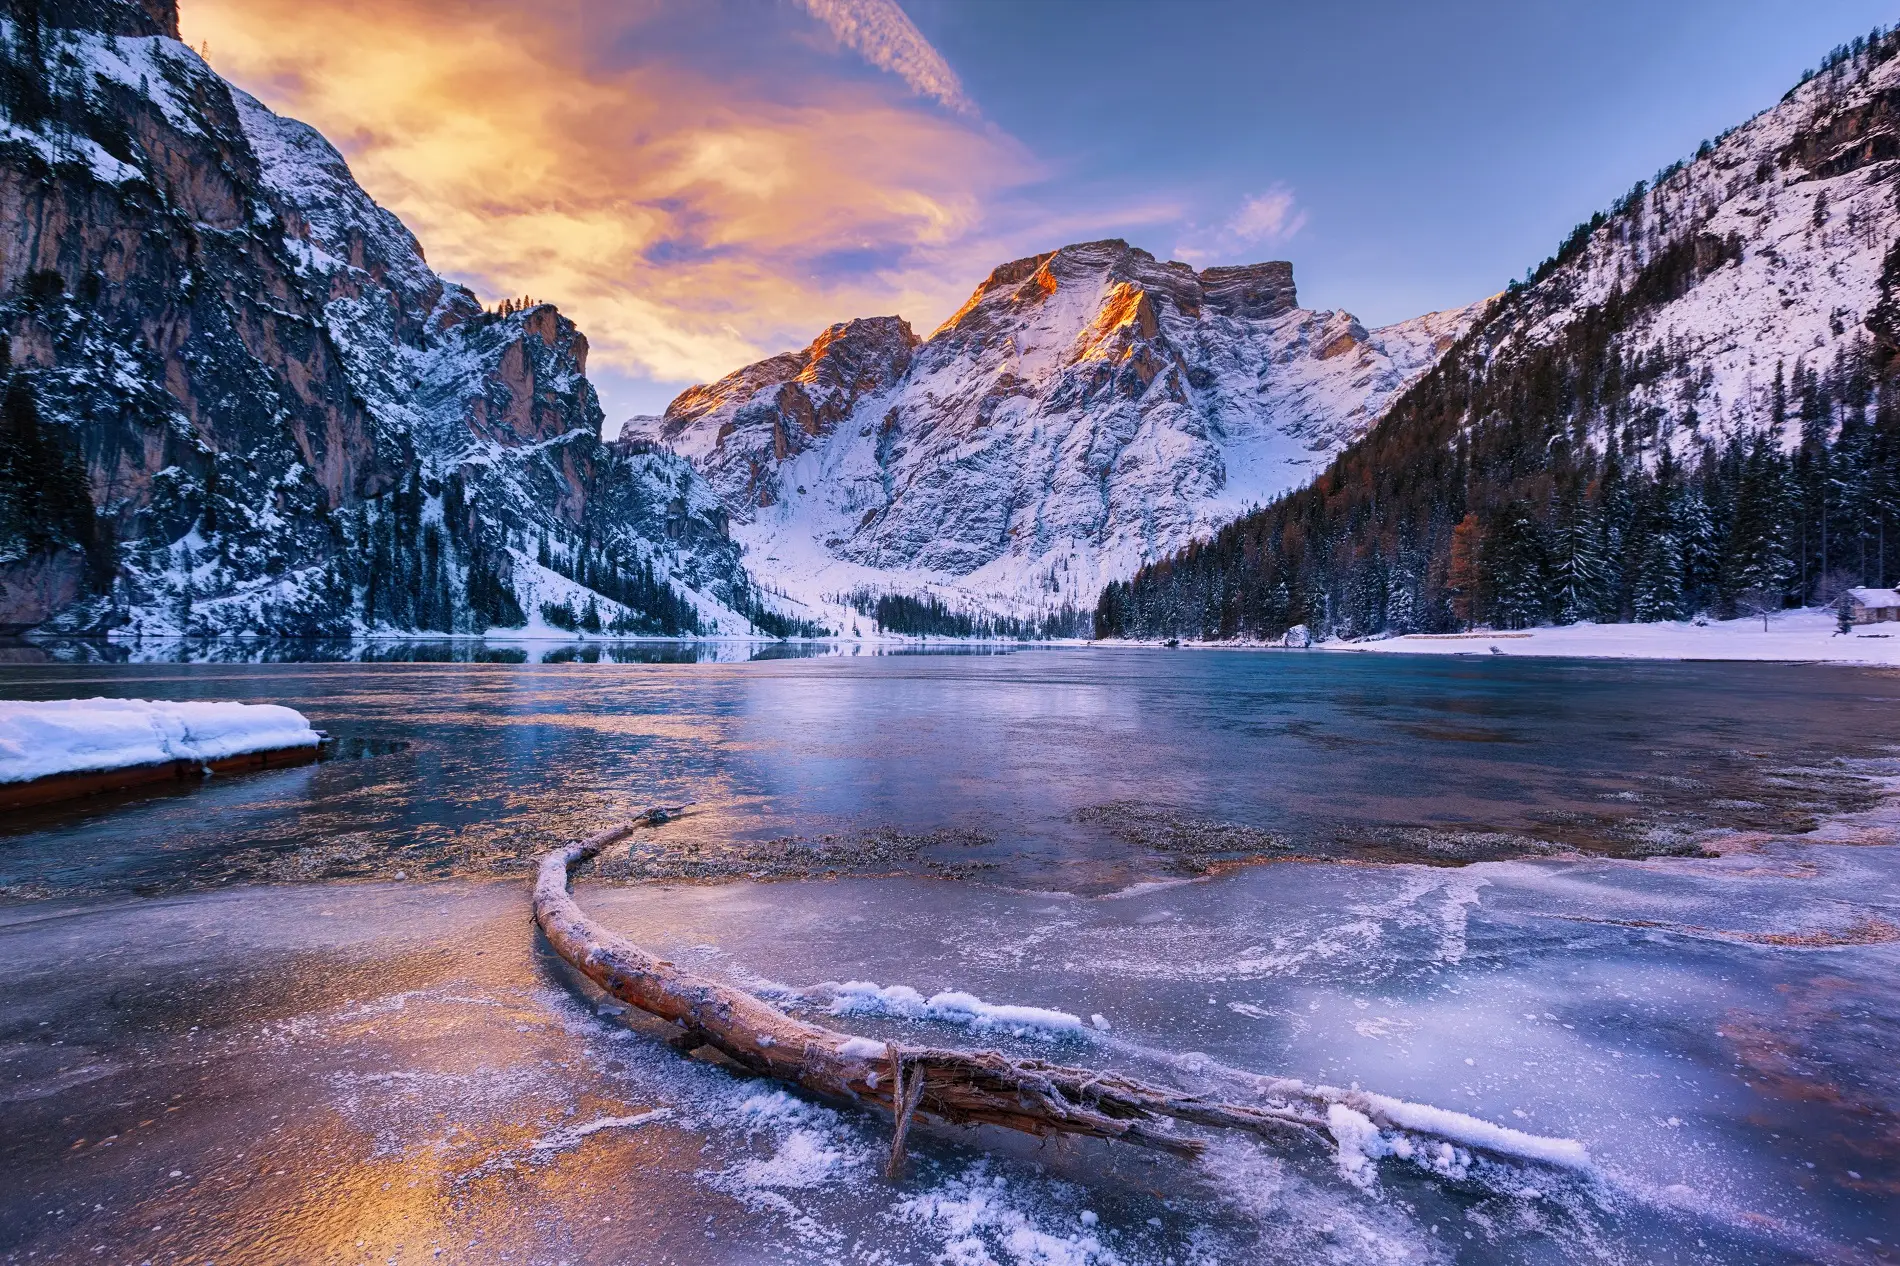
<box><xmin>1115</xmin><ymin>608</ymin><xmax>1900</xmax><ymax>664</ymax></box>
<box><xmin>0</xmin><ymin>699</ymin><xmax>320</xmax><ymax>784</ymax></box>
<box><xmin>1328</xmin><ymin>609</ymin><xmax>1900</xmax><ymax>665</ymax></box>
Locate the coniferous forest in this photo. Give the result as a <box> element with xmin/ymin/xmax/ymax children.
<box><xmin>1098</xmin><ymin>289</ymin><xmax>1900</xmax><ymax>641</ymax></box>
<box><xmin>1097</xmin><ymin>33</ymin><xmax>1900</xmax><ymax>643</ymax></box>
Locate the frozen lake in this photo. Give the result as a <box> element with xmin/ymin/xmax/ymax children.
<box><xmin>1</xmin><ymin>647</ymin><xmax>1896</xmax><ymax>1263</ymax></box>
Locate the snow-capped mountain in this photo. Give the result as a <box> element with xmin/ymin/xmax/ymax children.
<box><xmin>628</xmin><ymin>240</ymin><xmax>1482</xmax><ymax>620</ymax></box>
<box><xmin>1100</xmin><ymin>28</ymin><xmax>1900</xmax><ymax>641</ymax></box>
<box><xmin>0</xmin><ymin>0</ymin><xmax>771</xmax><ymax>637</ymax></box>
<box><xmin>1483</xmin><ymin>39</ymin><xmax>1899</xmax><ymax>447</ymax></box>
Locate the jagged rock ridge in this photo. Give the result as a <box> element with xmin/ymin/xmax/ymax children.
<box><xmin>0</xmin><ymin>0</ymin><xmax>771</xmax><ymax>637</ymax></box>
<box><xmin>629</xmin><ymin>239</ymin><xmax>1481</xmax><ymax>621</ymax></box>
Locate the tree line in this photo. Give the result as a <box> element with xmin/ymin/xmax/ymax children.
<box><xmin>839</xmin><ymin>588</ymin><xmax>1090</xmax><ymax>639</ymax></box>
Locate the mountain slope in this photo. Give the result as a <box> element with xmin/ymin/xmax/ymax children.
<box><xmin>1100</xmin><ymin>26</ymin><xmax>1900</xmax><ymax>641</ymax></box>
<box><xmin>0</xmin><ymin>0</ymin><xmax>770</xmax><ymax>637</ymax></box>
<box><xmin>628</xmin><ymin>239</ymin><xmax>1481</xmax><ymax>623</ymax></box>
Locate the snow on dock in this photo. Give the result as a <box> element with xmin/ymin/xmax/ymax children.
<box><xmin>0</xmin><ymin>699</ymin><xmax>321</xmax><ymax>797</ymax></box>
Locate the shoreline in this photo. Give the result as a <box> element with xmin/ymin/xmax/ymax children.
<box><xmin>11</xmin><ymin>607</ymin><xmax>1899</xmax><ymax>666</ymax></box>
<box><xmin>1100</xmin><ymin>608</ymin><xmax>1900</xmax><ymax>667</ymax></box>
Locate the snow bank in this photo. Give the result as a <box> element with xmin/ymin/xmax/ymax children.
<box><xmin>0</xmin><ymin>698</ymin><xmax>321</xmax><ymax>784</ymax></box>
<box><xmin>820</xmin><ymin>980</ymin><xmax>1089</xmax><ymax>1036</ymax></box>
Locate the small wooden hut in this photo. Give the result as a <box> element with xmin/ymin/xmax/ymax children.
<box><xmin>1845</xmin><ymin>587</ymin><xmax>1900</xmax><ymax>625</ymax></box>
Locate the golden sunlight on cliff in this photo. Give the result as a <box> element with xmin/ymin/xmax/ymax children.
<box><xmin>179</xmin><ymin>0</ymin><xmax>1037</xmax><ymax>391</ymax></box>
<box><xmin>1072</xmin><ymin>282</ymin><xmax>1158</xmax><ymax>363</ymax></box>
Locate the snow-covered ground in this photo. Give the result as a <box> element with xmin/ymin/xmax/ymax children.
<box><xmin>0</xmin><ymin>699</ymin><xmax>320</xmax><ymax>784</ymax></box>
<box><xmin>1318</xmin><ymin>608</ymin><xmax>1900</xmax><ymax>664</ymax></box>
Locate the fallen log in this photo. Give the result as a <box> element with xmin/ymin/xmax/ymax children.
<box><xmin>533</xmin><ymin>812</ymin><xmax>1594</xmax><ymax>1175</ymax></box>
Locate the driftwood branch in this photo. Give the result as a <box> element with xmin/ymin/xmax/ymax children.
<box><xmin>534</xmin><ymin>814</ymin><xmax>1593</xmax><ymax>1174</ymax></box>
<box><xmin>885</xmin><ymin>1041</ymin><xmax>928</xmax><ymax>1177</ymax></box>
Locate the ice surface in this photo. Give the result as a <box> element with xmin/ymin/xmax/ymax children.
<box><xmin>6</xmin><ymin>654</ymin><xmax>1898</xmax><ymax>1263</ymax></box>
<box><xmin>0</xmin><ymin>698</ymin><xmax>319</xmax><ymax>783</ymax></box>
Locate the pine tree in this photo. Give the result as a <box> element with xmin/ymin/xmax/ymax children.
<box><xmin>1724</xmin><ymin>435</ymin><xmax>1796</xmax><ymax>605</ymax></box>
<box><xmin>1549</xmin><ymin>491</ymin><xmax>1606</xmax><ymax>623</ymax></box>
<box><xmin>1448</xmin><ymin>513</ymin><xmax>1483</xmax><ymax>628</ymax></box>
<box><xmin>1486</xmin><ymin>501</ymin><xmax>1550</xmax><ymax>629</ymax></box>
<box><xmin>1632</xmin><ymin>528</ymin><xmax>1684</xmax><ymax>621</ymax></box>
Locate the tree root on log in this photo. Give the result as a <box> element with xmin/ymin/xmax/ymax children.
<box><xmin>534</xmin><ymin>813</ymin><xmax>1593</xmax><ymax>1176</ymax></box>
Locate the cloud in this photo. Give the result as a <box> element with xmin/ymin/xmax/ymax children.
<box><xmin>1226</xmin><ymin>186</ymin><xmax>1307</xmax><ymax>245</ymax></box>
<box><xmin>794</xmin><ymin>0</ymin><xmax>975</xmax><ymax>115</ymax></box>
<box><xmin>179</xmin><ymin>0</ymin><xmax>1187</xmax><ymax>418</ymax></box>
<box><xmin>181</xmin><ymin>0</ymin><xmax>1043</xmax><ymax>409</ymax></box>
<box><xmin>1171</xmin><ymin>184</ymin><xmax>1308</xmax><ymax>265</ymax></box>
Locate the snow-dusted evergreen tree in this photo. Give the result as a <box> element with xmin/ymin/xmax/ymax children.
<box><xmin>1632</xmin><ymin>449</ymin><xmax>1686</xmax><ymax>621</ymax></box>
<box><xmin>1723</xmin><ymin>434</ymin><xmax>1797</xmax><ymax>603</ymax></box>
<box><xmin>1548</xmin><ymin>490</ymin><xmax>1606</xmax><ymax>624</ymax></box>
<box><xmin>1486</xmin><ymin>502</ymin><xmax>1549</xmax><ymax>629</ymax></box>
<box><xmin>1383</xmin><ymin>554</ymin><xmax>1419</xmax><ymax>633</ymax></box>
<box><xmin>1632</xmin><ymin>527</ymin><xmax>1684</xmax><ymax>621</ymax></box>
<box><xmin>1597</xmin><ymin>449</ymin><xmax>1636</xmax><ymax>616</ymax></box>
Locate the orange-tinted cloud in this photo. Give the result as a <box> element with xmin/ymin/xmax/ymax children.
<box><xmin>179</xmin><ymin>0</ymin><xmax>1168</xmax><ymax>416</ymax></box>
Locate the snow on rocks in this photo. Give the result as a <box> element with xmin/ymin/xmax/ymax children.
<box><xmin>634</xmin><ymin>241</ymin><xmax>1484</xmax><ymax>617</ymax></box>
<box><xmin>0</xmin><ymin>698</ymin><xmax>320</xmax><ymax>784</ymax></box>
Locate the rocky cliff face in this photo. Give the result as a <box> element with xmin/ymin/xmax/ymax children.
<box><xmin>630</xmin><ymin>239</ymin><xmax>1479</xmax><ymax>619</ymax></box>
<box><xmin>0</xmin><ymin>0</ymin><xmax>762</xmax><ymax>636</ymax></box>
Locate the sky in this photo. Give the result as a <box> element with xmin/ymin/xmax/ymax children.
<box><xmin>179</xmin><ymin>0</ymin><xmax>1897</xmax><ymax>423</ymax></box>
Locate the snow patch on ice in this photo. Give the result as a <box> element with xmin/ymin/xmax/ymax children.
<box><xmin>897</xmin><ymin>1161</ymin><xmax>1125</xmax><ymax>1266</ymax></box>
<box><xmin>528</xmin><ymin>1108</ymin><xmax>669</xmax><ymax>1153</ymax></box>
<box><xmin>0</xmin><ymin>698</ymin><xmax>320</xmax><ymax>783</ymax></box>
<box><xmin>1326</xmin><ymin>1104</ymin><xmax>1389</xmax><ymax>1188</ymax></box>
